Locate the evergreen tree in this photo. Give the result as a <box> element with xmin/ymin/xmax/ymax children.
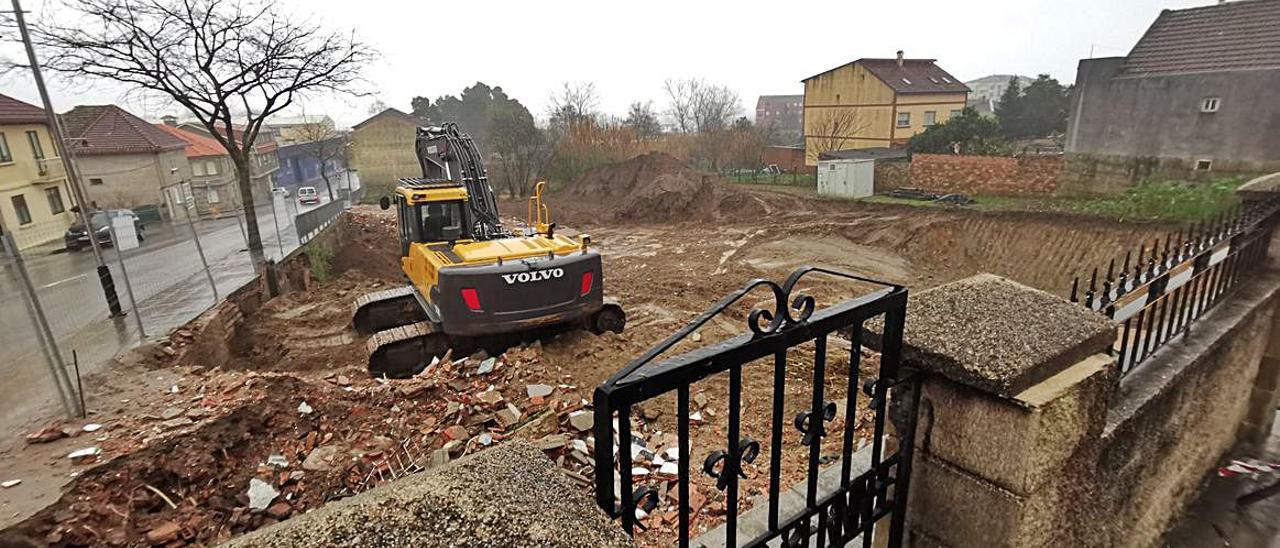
<box><xmin>907</xmin><ymin>108</ymin><xmax>1010</xmax><ymax>155</ymax></box>
<box><xmin>994</xmin><ymin>76</ymin><xmax>1024</xmax><ymax>138</ymax></box>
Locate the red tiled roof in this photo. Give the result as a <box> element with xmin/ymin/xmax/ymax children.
<box><xmin>803</xmin><ymin>59</ymin><xmax>971</xmax><ymax>95</ymax></box>
<box><xmin>60</xmin><ymin>105</ymin><xmax>186</xmax><ymax>155</ymax></box>
<box><xmin>179</xmin><ymin>121</ymin><xmax>277</xmax><ymax>154</ymax></box>
<box><xmin>0</xmin><ymin>93</ymin><xmax>48</xmax><ymax>126</ymax></box>
<box><xmin>1121</xmin><ymin>0</ymin><xmax>1280</xmax><ymax>76</ymax></box>
<box><xmin>152</xmin><ymin>123</ymin><xmax>228</xmax><ymax>158</ymax></box>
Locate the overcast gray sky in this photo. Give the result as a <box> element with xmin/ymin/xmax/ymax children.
<box><xmin>2</xmin><ymin>0</ymin><xmax>1210</xmax><ymax>128</ymax></box>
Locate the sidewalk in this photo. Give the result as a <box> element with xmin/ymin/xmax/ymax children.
<box><xmin>1164</xmin><ymin>411</ymin><xmax>1280</xmax><ymax>548</ymax></box>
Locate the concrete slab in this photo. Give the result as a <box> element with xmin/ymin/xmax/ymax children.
<box><xmin>867</xmin><ymin>273</ymin><xmax>1114</xmax><ymax>399</ymax></box>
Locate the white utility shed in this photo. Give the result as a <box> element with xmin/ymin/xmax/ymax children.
<box><xmin>817</xmin><ymin>158</ymin><xmax>874</xmax><ymax>199</ymax></box>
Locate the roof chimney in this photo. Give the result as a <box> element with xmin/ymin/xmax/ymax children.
<box><xmin>896</xmin><ymin>50</ymin><xmax>904</xmax><ymax>67</ymax></box>
<box><xmin>161</xmin><ymin>114</ymin><xmax>177</xmax><ymax>126</ymax></box>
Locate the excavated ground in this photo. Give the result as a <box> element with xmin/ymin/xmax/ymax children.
<box><xmin>1</xmin><ymin>157</ymin><xmax>1173</xmax><ymax>547</ymax></box>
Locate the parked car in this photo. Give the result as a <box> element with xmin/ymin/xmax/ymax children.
<box><xmin>297</xmin><ymin>186</ymin><xmax>320</xmax><ymax>205</ymax></box>
<box><xmin>64</xmin><ymin>209</ymin><xmax>145</xmax><ymax>251</ymax></box>
<box><xmin>271</xmin><ymin>186</ymin><xmax>291</xmax><ymax>198</ymax></box>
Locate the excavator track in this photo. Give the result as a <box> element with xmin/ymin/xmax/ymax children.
<box><xmin>352</xmin><ymin>286</ymin><xmax>428</xmax><ymax>335</ymax></box>
<box><xmin>366</xmin><ymin>320</ymin><xmax>450</xmax><ymax>379</ymax></box>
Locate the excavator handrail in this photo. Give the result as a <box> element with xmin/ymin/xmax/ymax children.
<box><xmin>527</xmin><ymin>181</ymin><xmax>553</xmax><ymax>235</ymax></box>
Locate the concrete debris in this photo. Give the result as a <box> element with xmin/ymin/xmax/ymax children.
<box><xmin>302</xmin><ymin>445</ymin><xmax>342</xmax><ymax>471</ymax></box>
<box><xmin>81</xmin><ymin>423</ymin><xmax>103</xmax><ymax>433</ymax></box>
<box><xmin>297</xmin><ymin>401</ymin><xmax>313</xmax><ymax>415</ymax></box>
<box><xmin>663</xmin><ymin>447</ymin><xmax>680</xmax><ymax>461</ymax></box>
<box><xmin>66</xmin><ymin>447</ymin><xmax>101</xmax><ymax>463</ymax></box>
<box><xmin>526</xmin><ymin>383</ymin><xmax>554</xmax><ymax>399</ymax></box>
<box><xmin>693</xmin><ymin>392</ymin><xmax>709</xmax><ymax>408</ymax></box>
<box><xmin>631</xmin><ymin>466</ymin><xmax>650</xmax><ymax>477</ymax></box>
<box><xmin>477</xmin><ymin>357</ymin><xmax>496</xmax><ymax>375</ymax></box>
<box><xmin>477</xmin><ymin>389</ymin><xmax>503</xmax><ymax>404</ymax></box>
<box><xmin>160</xmin><ymin>406</ymin><xmax>184</xmax><ymax>420</ymax></box>
<box><xmin>247</xmin><ymin>478</ymin><xmax>279</xmax><ymax>510</ymax></box>
<box><xmin>266</xmin><ymin>454</ymin><xmax>289</xmax><ymax>468</ymax></box>
<box><xmin>1</xmin><ymin>479</ymin><xmax>20</xmax><ymax>488</ymax></box>
<box><xmin>658</xmin><ymin>462</ymin><xmax>679</xmax><ymax>476</ymax></box>
<box><xmin>568</xmin><ymin>410</ymin><xmax>593</xmax><ymax>431</ymax></box>
<box><xmin>478</xmin><ymin>432</ymin><xmax>494</xmax><ymax>446</ymax></box>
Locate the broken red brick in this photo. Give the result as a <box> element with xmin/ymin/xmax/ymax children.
<box><xmin>145</xmin><ymin>521</ymin><xmax>181</xmax><ymax>545</ymax></box>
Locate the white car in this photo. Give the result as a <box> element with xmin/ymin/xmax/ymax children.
<box><xmin>297</xmin><ymin>186</ymin><xmax>320</xmax><ymax>205</ymax></box>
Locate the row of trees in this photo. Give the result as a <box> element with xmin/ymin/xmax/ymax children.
<box><xmin>393</xmin><ymin>78</ymin><xmax>765</xmax><ymax>197</ymax></box>
<box><xmin>909</xmin><ymin>74</ymin><xmax>1071</xmax><ymax>155</ymax></box>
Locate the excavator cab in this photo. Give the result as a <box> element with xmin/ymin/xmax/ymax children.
<box><xmin>385</xmin><ymin>183</ymin><xmax>471</xmax><ymax>256</ymax></box>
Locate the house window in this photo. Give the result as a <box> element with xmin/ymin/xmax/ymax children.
<box><xmin>896</xmin><ymin>112</ymin><xmax>911</xmax><ymax>128</ymax></box>
<box><xmin>951</xmin><ymin>109</ymin><xmax>962</xmax><ymax>118</ymax></box>
<box><xmin>89</xmin><ymin>178</ymin><xmax>104</xmax><ymax>186</ymax></box>
<box><xmin>1200</xmin><ymin>97</ymin><xmax>1220</xmax><ymax>113</ymax></box>
<box><xmin>835</xmin><ymin>94</ymin><xmax>841</xmax><ymax>102</ymax></box>
<box><xmin>902</xmin><ymin>78</ymin><xmax>912</xmax><ymax>85</ymax></box>
<box><xmin>0</xmin><ymin>133</ymin><xmax>10</xmax><ymax>163</ymax></box>
<box><xmin>207</xmin><ymin>187</ymin><xmax>221</xmax><ymax>204</ymax></box>
<box><xmin>205</xmin><ymin>160</ymin><xmax>218</xmax><ymax>175</ymax></box>
<box><xmin>11</xmin><ymin>194</ymin><xmax>31</xmax><ymax>225</ymax></box>
<box><xmin>25</xmin><ymin>131</ymin><xmax>44</xmax><ymax>159</ymax></box>
<box><xmin>1196</xmin><ymin>159</ymin><xmax>1212</xmax><ymax>171</ymax></box>
<box><xmin>924</xmin><ymin>111</ymin><xmax>937</xmax><ymax>126</ymax></box>
<box><xmin>45</xmin><ymin>187</ymin><xmax>64</xmax><ymax>214</ymax></box>
<box><xmin>192</xmin><ymin>161</ymin><xmax>206</xmax><ymax>177</ymax></box>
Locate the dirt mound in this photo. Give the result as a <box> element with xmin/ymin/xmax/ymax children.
<box><xmin>330</xmin><ymin>208</ymin><xmax>402</xmax><ymax>280</ymax></box>
<box><xmin>555</xmin><ymin>152</ymin><xmax>773</xmax><ymax>225</ymax></box>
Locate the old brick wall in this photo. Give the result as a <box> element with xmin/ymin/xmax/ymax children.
<box><xmin>873</xmin><ymin>159</ymin><xmax>911</xmax><ymax>191</ymax></box>
<box><xmin>908</xmin><ymin>154</ymin><xmax>1062</xmax><ymax>196</ymax></box>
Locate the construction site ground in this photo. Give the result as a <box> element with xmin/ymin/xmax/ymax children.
<box><xmin>0</xmin><ymin>154</ymin><xmax>1172</xmax><ymax>547</ymax></box>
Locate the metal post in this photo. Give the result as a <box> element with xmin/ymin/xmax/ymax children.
<box><xmin>2</xmin><ymin>230</ymin><xmax>79</xmax><ymax>417</ymax></box>
<box><xmin>268</xmin><ymin>191</ymin><xmax>283</xmax><ymax>260</ymax></box>
<box><xmin>181</xmin><ymin>184</ymin><xmax>219</xmax><ymax>301</ymax></box>
<box><xmin>11</xmin><ymin>0</ymin><xmax>123</xmax><ymax>317</ymax></box>
<box><xmin>106</xmin><ymin>218</ymin><xmax>145</xmax><ymax>339</ymax></box>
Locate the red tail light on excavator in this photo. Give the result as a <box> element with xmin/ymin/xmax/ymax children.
<box><xmin>461</xmin><ymin>288</ymin><xmax>482</xmax><ymax>310</ymax></box>
<box><xmin>580</xmin><ymin>271</ymin><xmax>594</xmax><ymax>296</ymax></box>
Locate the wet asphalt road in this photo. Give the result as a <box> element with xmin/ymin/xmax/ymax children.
<box><xmin>0</xmin><ymin>193</ymin><xmax>336</xmax><ymax>434</ymax></box>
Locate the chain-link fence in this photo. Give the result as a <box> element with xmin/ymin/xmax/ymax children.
<box><xmin>0</xmin><ymin>170</ymin><xmax>360</xmax><ymax>435</ymax></box>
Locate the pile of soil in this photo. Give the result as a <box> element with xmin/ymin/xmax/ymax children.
<box><xmin>554</xmin><ymin>152</ymin><xmax>776</xmax><ymax>224</ymax></box>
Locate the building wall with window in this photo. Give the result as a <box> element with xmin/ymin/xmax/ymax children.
<box><xmin>1065</xmin><ymin>57</ymin><xmax>1280</xmax><ymax>181</ymax></box>
<box><xmin>77</xmin><ymin>149</ymin><xmax>189</xmax><ymax>213</ymax></box>
<box><xmin>0</xmin><ymin>121</ymin><xmax>74</xmax><ymax>250</ymax></box>
<box><xmin>802</xmin><ymin>58</ymin><xmax>968</xmax><ymax>166</ymax></box>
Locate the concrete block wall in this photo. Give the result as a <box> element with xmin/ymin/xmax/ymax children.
<box><xmin>883</xmin><ymin>270</ymin><xmax>1280</xmax><ymax>547</ymax></box>
<box><xmin>907</xmin><ymin>154</ymin><xmax>1061</xmax><ymax>196</ymax></box>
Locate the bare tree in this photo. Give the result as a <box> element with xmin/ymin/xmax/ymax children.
<box><xmin>548</xmin><ymin>81</ymin><xmax>598</xmax><ymax>127</ymax></box>
<box><xmin>623</xmin><ymin>101</ymin><xmax>662</xmax><ymax>139</ymax></box>
<box><xmin>805</xmin><ymin>108</ymin><xmax>871</xmax><ymax>161</ymax></box>
<box><xmin>292</xmin><ymin>119</ymin><xmax>349</xmax><ymax>202</ymax></box>
<box><xmin>25</xmin><ymin>0</ymin><xmax>371</xmax><ymax>272</ymax></box>
<box><xmin>662</xmin><ymin>78</ymin><xmax>742</xmax><ymax>134</ymax></box>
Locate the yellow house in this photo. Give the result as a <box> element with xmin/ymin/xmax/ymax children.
<box><xmin>0</xmin><ymin>93</ymin><xmax>75</xmax><ymax>250</ymax></box>
<box><xmin>802</xmin><ymin>52</ymin><xmax>969</xmax><ymax>165</ymax></box>
<box><xmin>351</xmin><ymin>108</ymin><xmax>421</xmax><ymax>198</ymax></box>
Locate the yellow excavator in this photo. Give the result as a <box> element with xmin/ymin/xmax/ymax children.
<box><xmin>353</xmin><ymin>123</ymin><xmax>625</xmax><ymax>377</ymax></box>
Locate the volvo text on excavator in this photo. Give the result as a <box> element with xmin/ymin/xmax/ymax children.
<box><xmin>352</xmin><ymin>123</ymin><xmax>625</xmax><ymax>377</ymax></box>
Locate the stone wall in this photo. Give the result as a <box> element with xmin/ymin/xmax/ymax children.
<box><xmin>873</xmin><ymin>158</ymin><xmax>911</xmax><ymax>190</ymax></box>
<box><xmin>879</xmin><ymin>269</ymin><xmax>1280</xmax><ymax>548</ymax></box>
<box><xmin>906</xmin><ymin>154</ymin><xmax>1061</xmax><ymax>196</ymax></box>
<box><xmin>1058</xmin><ymin>153</ymin><xmax>1267</xmax><ymax>196</ymax></box>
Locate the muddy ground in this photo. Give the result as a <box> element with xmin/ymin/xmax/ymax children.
<box><xmin>0</xmin><ymin>155</ymin><xmax>1172</xmax><ymax>547</ymax></box>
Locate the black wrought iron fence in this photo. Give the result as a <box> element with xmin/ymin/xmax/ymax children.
<box><xmin>593</xmin><ymin>267</ymin><xmax>916</xmax><ymax>548</ymax></box>
<box><xmin>1071</xmin><ymin>198</ymin><xmax>1280</xmax><ymax>376</ymax></box>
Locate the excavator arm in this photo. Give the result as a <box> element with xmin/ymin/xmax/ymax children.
<box><xmin>415</xmin><ymin>123</ymin><xmax>510</xmax><ymax>240</ymax></box>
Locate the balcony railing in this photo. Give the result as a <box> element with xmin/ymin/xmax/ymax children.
<box><xmin>34</xmin><ymin>157</ymin><xmax>66</xmax><ymax>183</ymax></box>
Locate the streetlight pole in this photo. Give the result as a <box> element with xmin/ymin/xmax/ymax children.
<box><xmin>11</xmin><ymin>0</ymin><xmax>123</xmax><ymax>317</ymax></box>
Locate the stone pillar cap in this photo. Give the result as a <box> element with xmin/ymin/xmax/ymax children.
<box><xmin>868</xmin><ymin>273</ymin><xmax>1114</xmax><ymax>399</ymax></box>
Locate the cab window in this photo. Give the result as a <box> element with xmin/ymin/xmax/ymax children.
<box><xmin>419</xmin><ymin>201</ymin><xmax>464</xmax><ymax>241</ymax></box>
